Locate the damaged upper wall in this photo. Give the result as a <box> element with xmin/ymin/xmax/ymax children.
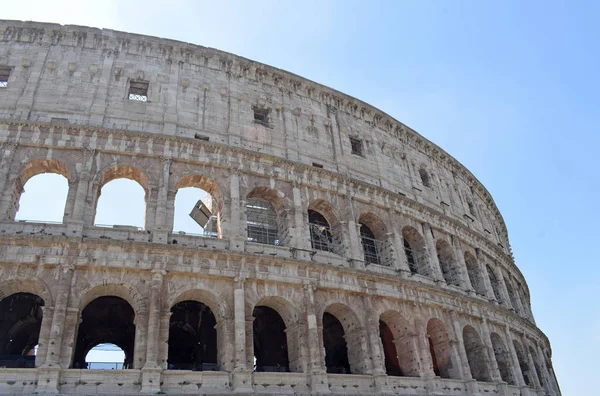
<box><xmin>0</xmin><ymin>19</ymin><xmax>511</xmax><ymax>252</ymax></box>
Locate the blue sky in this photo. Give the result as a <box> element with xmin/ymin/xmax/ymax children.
<box><xmin>4</xmin><ymin>1</ymin><xmax>598</xmax><ymax>393</ymax></box>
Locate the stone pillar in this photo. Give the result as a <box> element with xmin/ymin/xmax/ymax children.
<box><xmin>227</xmin><ymin>173</ymin><xmax>245</xmax><ymax>251</ymax></box>
<box><xmin>215</xmin><ymin>317</ymin><xmax>235</xmax><ymax>372</ymax></box>
<box><xmin>141</xmin><ymin>270</ymin><xmax>165</xmax><ymax>393</ymax></box>
<box><xmin>480</xmin><ymin>319</ymin><xmax>502</xmax><ymax>382</ymax></box>
<box><xmin>157</xmin><ymin>311</ymin><xmax>171</xmax><ymax>370</ymax></box>
<box><xmin>495</xmin><ymin>266</ymin><xmax>511</xmax><ymax>307</ymax></box>
<box><xmin>35</xmin><ymin>306</ymin><xmax>54</xmax><ymax>367</ymax></box>
<box><xmin>152</xmin><ymin>159</ymin><xmax>171</xmax><ymax>243</ymax></box>
<box><xmin>144</xmin><ymin>186</ymin><xmax>158</xmax><ymax>231</ymax></box>
<box><xmin>525</xmin><ymin>341</ymin><xmax>543</xmax><ymax>392</ymax></box>
<box><xmin>414</xmin><ymin>331</ymin><xmax>437</xmax><ymax>378</ymax></box>
<box><xmin>62</xmin><ymin>179</ymin><xmax>78</xmax><ymax>223</ymax></box>
<box><xmin>391</xmin><ymin>215</ymin><xmax>411</xmax><ymax>274</ymax></box>
<box><xmin>58</xmin><ymin>307</ymin><xmax>80</xmax><ymax>368</ymax></box>
<box><xmin>503</xmin><ymin>327</ymin><xmax>525</xmax><ymax>386</ymax></box>
<box><xmin>0</xmin><ymin>142</ymin><xmax>18</xmax><ymax>210</ymax></box>
<box><xmin>452</xmin><ymin>237</ymin><xmax>472</xmax><ymax>290</ymax></box>
<box><xmin>535</xmin><ymin>344</ymin><xmax>555</xmax><ymax>395</ymax></box>
<box><xmin>450</xmin><ymin>313</ymin><xmax>473</xmax><ymax>380</ymax></box>
<box><xmin>232</xmin><ymin>278</ymin><xmax>252</xmax><ymax>392</ymax></box>
<box><xmin>36</xmin><ymin>263</ymin><xmax>75</xmax><ymax>393</ymax></box>
<box><xmin>291</xmin><ymin>184</ymin><xmax>312</xmax><ymax>259</ymax></box>
<box><xmin>422</xmin><ymin>223</ymin><xmax>445</xmax><ymax>282</ymax></box>
<box><xmin>364</xmin><ymin>296</ymin><xmax>385</xmax><ymax>375</ymax></box>
<box><xmin>304</xmin><ymin>282</ymin><xmax>329</xmax><ymax>394</ymax></box>
<box><xmin>476</xmin><ymin>249</ymin><xmax>496</xmax><ymax>301</ymax></box>
<box><xmin>133</xmin><ymin>312</ymin><xmax>148</xmax><ymax>369</ymax></box>
<box><xmin>69</xmin><ymin>170</ymin><xmax>90</xmax><ymax>225</ymax></box>
<box><xmin>285</xmin><ymin>322</ymin><xmax>308</xmax><ymax>373</ymax></box>
<box><xmin>165</xmin><ymin>189</ymin><xmax>177</xmax><ymax>233</ymax></box>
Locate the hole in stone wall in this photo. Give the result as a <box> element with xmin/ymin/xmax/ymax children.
<box><xmin>252</xmin><ymin>306</ymin><xmax>289</xmax><ymax>372</ymax></box>
<box><xmin>95</xmin><ymin>179</ymin><xmax>146</xmax><ymax>229</ymax></box>
<box><xmin>15</xmin><ymin>174</ymin><xmax>68</xmax><ymax>223</ymax></box>
<box><xmin>0</xmin><ymin>293</ymin><xmax>43</xmax><ymax>368</ymax></box>
<box><xmin>84</xmin><ymin>343</ymin><xmax>125</xmax><ymax>370</ymax></box>
<box><xmin>322</xmin><ymin>312</ymin><xmax>350</xmax><ymax>374</ymax></box>
<box><xmin>174</xmin><ymin>187</ymin><xmax>219</xmax><ymax>237</ymax></box>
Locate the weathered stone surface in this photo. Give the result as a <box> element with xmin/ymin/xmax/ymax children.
<box><xmin>0</xmin><ymin>20</ymin><xmax>559</xmax><ymax>395</ymax></box>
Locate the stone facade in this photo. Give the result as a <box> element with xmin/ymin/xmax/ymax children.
<box><xmin>0</xmin><ymin>20</ymin><xmax>559</xmax><ymax>395</ymax></box>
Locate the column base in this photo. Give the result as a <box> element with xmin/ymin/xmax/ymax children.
<box><xmin>66</xmin><ymin>220</ymin><xmax>84</xmax><ymax>237</ymax></box>
<box><xmin>373</xmin><ymin>373</ymin><xmax>392</xmax><ymax>394</ymax></box>
<box><xmin>140</xmin><ymin>367</ymin><xmax>162</xmax><ymax>394</ymax></box>
<box><xmin>35</xmin><ymin>367</ymin><xmax>61</xmax><ymax>393</ymax></box>
<box><xmin>230</xmin><ymin>237</ymin><xmax>246</xmax><ymax>252</ymax></box>
<box><xmin>231</xmin><ymin>370</ymin><xmax>253</xmax><ymax>393</ymax></box>
<box><xmin>464</xmin><ymin>379</ymin><xmax>482</xmax><ymax>396</ymax></box>
<box><xmin>309</xmin><ymin>371</ymin><xmax>330</xmax><ymax>394</ymax></box>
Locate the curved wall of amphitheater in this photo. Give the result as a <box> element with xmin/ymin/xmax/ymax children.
<box><xmin>0</xmin><ymin>20</ymin><xmax>559</xmax><ymax>396</ymax></box>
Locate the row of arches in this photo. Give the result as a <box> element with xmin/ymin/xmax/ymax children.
<box><xmin>7</xmin><ymin>160</ymin><xmax>529</xmax><ymax>317</ymax></box>
<box><xmin>0</xmin><ymin>288</ymin><xmax>554</xmax><ymax>392</ymax></box>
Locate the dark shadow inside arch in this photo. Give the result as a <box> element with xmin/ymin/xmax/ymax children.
<box><xmin>323</xmin><ymin>312</ymin><xmax>350</xmax><ymax>374</ymax></box>
<box><xmin>252</xmin><ymin>306</ymin><xmax>289</xmax><ymax>372</ymax></box>
<box><xmin>379</xmin><ymin>320</ymin><xmax>402</xmax><ymax>376</ymax></box>
<box><xmin>167</xmin><ymin>300</ymin><xmax>217</xmax><ymax>371</ymax></box>
<box><xmin>0</xmin><ymin>293</ymin><xmax>43</xmax><ymax>368</ymax></box>
<box><xmin>72</xmin><ymin>296</ymin><xmax>135</xmax><ymax>369</ymax></box>
<box><xmin>427</xmin><ymin>319</ymin><xmax>455</xmax><ymax>379</ymax></box>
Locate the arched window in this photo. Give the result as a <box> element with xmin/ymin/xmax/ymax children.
<box><xmin>359</xmin><ymin>223</ymin><xmax>380</xmax><ymax>265</ymax></box>
<box><xmin>419</xmin><ymin>167</ymin><xmax>430</xmax><ymax>187</ymax></box>
<box><xmin>435</xmin><ymin>240</ymin><xmax>462</xmax><ymax>286</ymax></box>
<box><xmin>487</xmin><ymin>265</ymin><xmax>503</xmax><ymax>303</ymax></box>
<box><xmin>246</xmin><ymin>198</ymin><xmax>280</xmax><ymax>245</ymax></box>
<box><xmin>15</xmin><ymin>174</ymin><xmax>69</xmax><ymax>223</ymax></box>
<box><xmin>503</xmin><ymin>274</ymin><xmax>521</xmax><ymax>313</ymax></box>
<box><xmin>379</xmin><ymin>320</ymin><xmax>401</xmax><ymax>376</ymax></box>
<box><xmin>253</xmin><ymin>306</ymin><xmax>289</xmax><ymax>372</ymax></box>
<box><xmin>172</xmin><ymin>174</ymin><xmax>223</xmax><ymax>239</ymax></box>
<box><xmin>464</xmin><ymin>252</ymin><xmax>487</xmax><ymax>295</ymax></box>
<box><xmin>72</xmin><ymin>296</ymin><xmax>135</xmax><ymax>369</ymax></box>
<box><xmin>490</xmin><ymin>333</ymin><xmax>515</xmax><ymax>385</ymax></box>
<box><xmin>427</xmin><ymin>318</ymin><xmax>458</xmax><ymax>379</ymax></box>
<box><xmin>308</xmin><ymin>209</ymin><xmax>334</xmax><ymax>253</ymax></box>
<box><xmin>95</xmin><ymin>179</ymin><xmax>146</xmax><ymax>228</ymax></box>
<box><xmin>513</xmin><ymin>340</ymin><xmax>533</xmax><ymax>386</ymax></box>
<box><xmin>462</xmin><ymin>326</ymin><xmax>492</xmax><ymax>382</ymax></box>
<box><xmin>0</xmin><ymin>293</ymin><xmax>44</xmax><ymax>368</ymax></box>
<box><xmin>402</xmin><ymin>226</ymin><xmax>430</xmax><ymax>276</ymax></box>
<box><xmin>379</xmin><ymin>311</ymin><xmax>420</xmax><ymax>377</ymax></box>
<box><xmin>168</xmin><ymin>301</ymin><xmax>217</xmax><ymax>371</ymax></box>
<box><xmin>322</xmin><ymin>312</ymin><xmax>350</xmax><ymax>374</ymax></box>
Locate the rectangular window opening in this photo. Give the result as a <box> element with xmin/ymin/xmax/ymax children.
<box><xmin>194</xmin><ymin>134</ymin><xmax>209</xmax><ymax>141</ymax></box>
<box><xmin>253</xmin><ymin>107</ymin><xmax>270</xmax><ymax>126</ymax></box>
<box><xmin>0</xmin><ymin>66</ymin><xmax>12</xmax><ymax>88</ymax></box>
<box><xmin>312</xmin><ymin>162</ymin><xmax>324</xmax><ymax>168</ymax></box>
<box><xmin>128</xmin><ymin>80</ymin><xmax>149</xmax><ymax>102</ymax></box>
<box><xmin>350</xmin><ymin>137</ymin><xmax>363</xmax><ymax>156</ymax></box>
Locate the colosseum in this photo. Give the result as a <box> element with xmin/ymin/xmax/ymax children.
<box><xmin>0</xmin><ymin>20</ymin><xmax>560</xmax><ymax>396</ymax></box>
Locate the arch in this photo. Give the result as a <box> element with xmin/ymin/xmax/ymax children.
<box><xmin>462</xmin><ymin>325</ymin><xmax>492</xmax><ymax>382</ymax></box>
<box><xmin>72</xmin><ymin>296</ymin><xmax>136</xmax><ymax>369</ymax></box>
<box><xmin>94</xmin><ymin>165</ymin><xmax>149</xmax><ymax>228</ymax></box>
<box><xmin>427</xmin><ymin>318</ymin><xmax>458</xmax><ymax>379</ymax></box>
<box><xmin>307</xmin><ymin>200</ymin><xmax>343</xmax><ymax>254</ymax></box>
<box><xmin>418</xmin><ymin>167</ymin><xmax>430</xmax><ymax>188</ymax></box>
<box><xmin>246</xmin><ymin>198</ymin><xmax>281</xmax><ymax>246</ymax></box>
<box><xmin>435</xmin><ymin>240</ymin><xmax>462</xmax><ymax>286</ymax></box>
<box><xmin>169</xmin><ymin>289</ymin><xmax>222</xmax><ymax>320</ymax></box>
<box><xmin>379</xmin><ymin>311</ymin><xmax>420</xmax><ymax>377</ymax></box>
<box><xmin>168</xmin><ymin>300</ymin><xmax>218</xmax><ymax>371</ymax></box>
<box><xmin>322</xmin><ymin>303</ymin><xmax>366</xmax><ymax>374</ymax></box>
<box><xmin>0</xmin><ymin>292</ymin><xmax>44</xmax><ymax>368</ymax></box>
<box><xmin>252</xmin><ymin>305</ymin><xmax>289</xmax><ymax>372</ymax></box>
<box><xmin>490</xmin><ymin>332</ymin><xmax>515</xmax><ymax>385</ymax></box>
<box><xmin>358</xmin><ymin>212</ymin><xmax>392</xmax><ymax>266</ymax></box>
<box><xmin>402</xmin><ymin>226</ymin><xmax>430</xmax><ymax>276</ymax></box>
<box><xmin>75</xmin><ymin>283</ymin><xmax>146</xmax><ymax>315</ymax></box>
<box><xmin>0</xmin><ymin>279</ymin><xmax>53</xmax><ymax>307</ymax></box>
<box><xmin>464</xmin><ymin>252</ymin><xmax>486</xmax><ymax>295</ymax></box>
<box><xmin>486</xmin><ymin>265</ymin><xmax>503</xmax><ymax>302</ymax></box>
<box><xmin>513</xmin><ymin>339</ymin><xmax>533</xmax><ymax>386</ymax></box>
<box><xmin>9</xmin><ymin>159</ymin><xmax>71</xmax><ymax>221</ymax></box>
<box><xmin>174</xmin><ymin>174</ymin><xmax>224</xmax><ymax>238</ymax></box>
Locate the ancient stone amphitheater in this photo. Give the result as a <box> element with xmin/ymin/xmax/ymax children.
<box><xmin>0</xmin><ymin>20</ymin><xmax>559</xmax><ymax>396</ymax></box>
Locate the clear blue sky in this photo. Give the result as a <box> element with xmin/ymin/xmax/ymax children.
<box><xmin>5</xmin><ymin>1</ymin><xmax>598</xmax><ymax>394</ymax></box>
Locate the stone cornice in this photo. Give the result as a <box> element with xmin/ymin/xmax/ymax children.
<box><xmin>0</xmin><ymin>19</ymin><xmax>511</xmax><ymax>249</ymax></box>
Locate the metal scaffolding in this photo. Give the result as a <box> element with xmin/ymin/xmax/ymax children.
<box><xmin>246</xmin><ymin>198</ymin><xmax>280</xmax><ymax>246</ymax></box>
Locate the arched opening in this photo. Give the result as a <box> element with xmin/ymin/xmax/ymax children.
<box><xmin>95</xmin><ymin>174</ymin><xmax>147</xmax><ymax>229</ymax></box>
<box><xmin>379</xmin><ymin>311</ymin><xmax>419</xmax><ymax>377</ymax></box>
<box><xmin>246</xmin><ymin>198</ymin><xmax>280</xmax><ymax>246</ymax></box>
<box><xmin>402</xmin><ymin>226</ymin><xmax>430</xmax><ymax>276</ymax></box>
<box><xmin>322</xmin><ymin>312</ymin><xmax>350</xmax><ymax>374</ymax></box>
<box><xmin>464</xmin><ymin>252</ymin><xmax>486</xmax><ymax>296</ymax></box>
<box><xmin>15</xmin><ymin>174</ymin><xmax>69</xmax><ymax>223</ymax></box>
<box><xmin>379</xmin><ymin>320</ymin><xmax>402</xmax><ymax>376</ymax></box>
<box><xmin>358</xmin><ymin>213</ymin><xmax>393</xmax><ymax>266</ymax></box>
<box><xmin>462</xmin><ymin>326</ymin><xmax>491</xmax><ymax>382</ymax></box>
<box><xmin>252</xmin><ymin>306</ymin><xmax>289</xmax><ymax>372</ymax></box>
<box><xmin>84</xmin><ymin>343</ymin><xmax>126</xmax><ymax>370</ymax></box>
<box><xmin>173</xmin><ymin>174</ymin><xmax>223</xmax><ymax>239</ymax></box>
<box><xmin>490</xmin><ymin>333</ymin><xmax>515</xmax><ymax>385</ymax></box>
<box><xmin>419</xmin><ymin>167</ymin><xmax>430</xmax><ymax>188</ymax></box>
<box><xmin>487</xmin><ymin>265</ymin><xmax>503</xmax><ymax>303</ymax></box>
<box><xmin>167</xmin><ymin>300</ymin><xmax>217</xmax><ymax>371</ymax></box>
<box><xmin>513</xmin><ymin>340</ymin><xmax>532</xmax><ymax>386</ymax></box>
<box><xmin>0</xmin><ymin>293</ymin><xmax>43</xmax><ymax>368</ymax></box>
<box><xmin>503</xmin><ymin>275</ymin><xmax>521</xmax><ymax>313</ymax></box>
<box><xmin>360</xmin><ymin>223</ymin><xmax>381</xmax><ymax>265</ymax></box>
<box><xmin>72</xmin><ymin>296</ymin><xmax>135</xmax><ymax>369</ymax></box>
<box><xmin>308</xmin><ymin>209</ymin><xmax>334</xmax><ymax>253</ymax></box>
<box><xmin>435</xmin><ymin>240</ymin><xmax>461</xmax><ymax>286</ymax></box>
<box><xmin>529</xmin><ymin>346</ymin><xmax>545</xmax><ymax>388</ymax></box>
<box><xmin>427</xmin><ymin>318</ymin><xmax>457</xmax><ymax>379</ymax></box>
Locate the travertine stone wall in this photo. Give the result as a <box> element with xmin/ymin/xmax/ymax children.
<box><xmin>0</xmin><ymin>20</ymin><xmax>559</xmax><ymax>396</ymax></box>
